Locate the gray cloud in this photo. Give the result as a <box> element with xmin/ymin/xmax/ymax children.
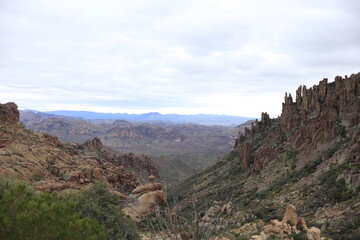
<box><xmin>0</xmin><ymin>0</ymin><xmax>359</xmax><ymax>117</ymax></box>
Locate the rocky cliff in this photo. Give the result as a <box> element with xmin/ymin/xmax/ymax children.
<box><xmin>0</xmin><ymin>103</ymin><xmax>158</xmax><ymax>195</ymax></box>
<box><xmin>235</xmin><ymin>73</ymin><xmax>359</xmax><ymax>173</ymax></box>
<box><xmin>169</xmin><ymin>73</ymin><xmax>360</xmax><ymax>239</ymax></box>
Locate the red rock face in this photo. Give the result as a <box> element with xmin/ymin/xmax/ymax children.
<box><xmin>239</xmin><ymin>141</ymin><xmax>251</xmax><ymax>169</ymax></box>
<box><xmin>282</xmin><ymin>74</ymin><xmax>359</xmax><ymax>148</ymax></box>
<box><xmin>0</xmin><ymin>102</ymin><xmax>19</xmax><ymax>123</ymax></box>
<box><xmin>234</xmin><ymin>73</ymin><xmax>360</xmax><ymax>172</ymax></box>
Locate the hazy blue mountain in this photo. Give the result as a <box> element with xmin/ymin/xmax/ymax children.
<box><xmin>44</xmin><ymin>110</ymin><xmax>253</xmax><ymax>126</ymax></box>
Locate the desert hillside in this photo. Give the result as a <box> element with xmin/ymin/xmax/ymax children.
<box><xmin>0</xmin><ymin>102</ymin><xmax>158</xmax><ymax>194</ymax></box>
<box><xmin>169</xmin><ymin>73</ymin><xmax>360</xmax><ymax>239</ymax></box>
<box><xmin>1</xmin><ymin>73</ymin><xmax>359</xmax><ymax>239</ymax></box>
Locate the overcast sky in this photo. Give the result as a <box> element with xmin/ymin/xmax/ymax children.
<box><xmin>0</xmin><ymin>0</ymin><xmax>359</xmax><ymax>118</ymax></box>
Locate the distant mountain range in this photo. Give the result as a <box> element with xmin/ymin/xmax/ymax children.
<box><xmin>39</xmin><ymin>110</ymin><xmax>253</xmax><ymax>126</ymax></box>
<box><xmin>20</xmin><ymin>109</ymin><xmax>255</xmax><ymax>183</ymax></box>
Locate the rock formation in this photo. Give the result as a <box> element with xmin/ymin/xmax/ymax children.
<box><xmin>234</xmin><ymin>73</ymin><xmax>360</xmax><ymax>172</ymax></box>
<box><xmin>221</xmin><ymin>205</ymin><xmax>331</xmax><ymax>240</ymax></box>
<box><xmin>123</xmin><ymin>175</ymin><xmax>167</xmax><ymax>222</ymax></box>
<box><xmin>0</xmin><ymin>102</ymin><xmax>159</xmax><ymax>195</ymax></box>
<box><xmin>0</xmin><ymin>102</ymin><xmax>19</xmax><ymax>123</ymax></box>
<box><xmin>250</xmin><ymin>205</ymin><xmax>331</xmax><ymax>240</ymax></box>
<box><xmin>82</xmin><ymin>137</ymin><xmax>102</xmax><ymax>149</ymax></box>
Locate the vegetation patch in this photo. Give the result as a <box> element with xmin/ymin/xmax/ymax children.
<box><xmin>0</xmin><ymin>178</ymin><xmax>107</xmax><ymax>240</ymax></box>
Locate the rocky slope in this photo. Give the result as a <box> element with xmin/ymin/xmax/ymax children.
<box><xmin>0</xmin><ymin>102</ymin><xmax>158</xmax><ymax>195</ymax></box>
<box><xmin>169</xmin><ymin>73</ymin><xmax>360</xmax><ymax>239</ymax></box>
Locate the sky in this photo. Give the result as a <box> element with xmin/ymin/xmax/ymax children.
<box><xmin>0</xmin><ymin>0</ymin><xmax>359</xmax><ymax>118</ymax></box>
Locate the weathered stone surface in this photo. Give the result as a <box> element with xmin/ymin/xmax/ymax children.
<box><xmin>239</xmin><ymin>141</ymin><xmax>251</xmax><ymax>169</ymax></box>
<box><xmin>62</xmin><ymin>170</ymin><xmax>82</xmax><ymax>182</ymax></box>
<box><xmin>92</xmin><ymin>167</ymin><xmax>104</xmax><ymax>180</ymax></box>
<box><xmin>0</xmin><ymin>104</ymin><xmax>160</xmax><ymax>194</ymax></box>
<box><xmin>112</xmin><ymin>190</ymin><xmax>127</xmax><ymax>199</ymax></box>
<box><xmin>282</xmin><ymin>204</ymin><xmax>298</xmax><ymax>226</ymax></box>
<box><xmin>123</xmin><ymin>176</ymin><xmax>166</xmax><ymax>221</ymax></box>
<box><xmin>0</xmin><ymin>102</ymin><xmax>19</xmax><ymax>123</ymax></box>
<box><xmin>131</xmin><ymin>182</ymin><xmax>163</xmax><ymax>194</ymax></box>
<box><xmin>234</xmin><ymin>73</ymin><xmax>360</xmax><ymax>173</ymax></box>
<box><xmin>282</xmin><ymin>74</ymin><xmax>360</xmax><ymax>134</ymax></box>
<box><xmin>248</xmin><ymin>205</ymin><xmax>330</xmax><ymax>240</ymax></box>
<box><xmin>82</xmin><ymin>137</ymin><xmax>102</xmax><ymax>149</ymax></box>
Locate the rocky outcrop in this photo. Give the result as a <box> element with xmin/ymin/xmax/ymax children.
<box><xmin>196</xmin><ymin>200</ymin><xmax>233</xmax><ymax>231</ymax></box>
<box><xmin>235</xmin><ymin>112</ymin><xmax>280</xmax><ymax>172</ymax></box>
<box><xmin>235</xmin><ymin>112</ymin><xmax>271</xmax><ymax>142</ymax></box>
<box><xmin>123</xmin><ymin>176</ymin><xmax>167</xmax><ymax>222</ymax></box>
<box><xmin>120</xmin><ymin>153</ymin><xmax>160</xmax><ymax>180</ymax></box>
<box><xmin>282</xmin><ymin>74</ymin><xmax>359</xmax><ymax>138</ymax></box>
<box><xmin>131</xmin><ymin>175</ymin><xmax>163</xmax><ymax>194</ymax></box>
<box><xmin>82</xmin><ymin>137</ymin><xmax>102</xmax><ymax>149</ymax></box>
<box><xmin>234</xmin><ymin>73</ymin><xmax>360</xmax><ymax>172</ymax></box>
<box><xmin>0</xmin><ymin>102</ymin><xmax>159</xmax><ymax>195</ymax></box>
<box><xmin>251</xmin><ymin>205</ymin><xmax>331</xmax><ymax>240</ymax></box>
<box><xmin>0</xmin><ymin>102</ymin><xmax>20</xmax><ymax>124</ymax></box>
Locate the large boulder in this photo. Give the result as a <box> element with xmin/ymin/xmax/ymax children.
<box><xmin>123</xmin><ymin>176</ymin><xmax>166</xmax><ymax>222</ymax></box>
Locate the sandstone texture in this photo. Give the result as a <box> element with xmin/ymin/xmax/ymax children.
<box><xmin>123</xmin><ymin>175</ymin><xmax>167</xmax><ymax>221</ymax></box>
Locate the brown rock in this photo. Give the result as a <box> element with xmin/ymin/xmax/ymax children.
<box><xmin>92</xmin><ymin>167</ymin><xmax>104</xmax><ymax>180</ymax></box>
<box><xmin>123</xmin><ymin>190</ymin><xmax>166</xmax><ymax>221</ymax></box>
<box><xmin>263</xmin><ymin>219</ymin><xmax>291</xmax><ymax>236</ymax></box>
<box><xmin>180</xmin><ymin>232</ymin><xmax>193</xmax><ymax>240</ymax></box>
<box><xmin>239</xmin><ymin>141</ymin><xmax>251</xmax><ymax>169</ymax></box>
<box><xmin>131</xmin><ymin>182</ymin><xmax>163</xmax><ymax>194</ymax></box>
<box><xmin>298</xmin><ymin>217</ymin><xmax>308</xmax><ymax>230</ymax></box>
<box><xmin>0</xmin><ymin>104</ymin><xmax>160</xmax><ymax>194</ymax></box>
<box><xmin>221</xmin><ymin>202</ymin><xmax>233</xmax><ymax>215</ymax></box>
<box><xmin>82</xmin><ymin>137</ymin><xmax>103</xmax><ymax>149</ymax></box>
<box><xmin>112</xmin><ymin>191</ymin><xmax>127</xmax><ymax>199</ymax></box>
<box><xmin>62</xmin><ymin>171</ymin><xmax>82</xmax><ymax>182</ymax></box>
<box><xmin>148</xmin><ymin>175</ymin><xmax>156</xmax><ymax>182</ymax></box>
<box><xmin>306</xmin><ymin>227</ymin><xmax>322</xmax><ymax>240</ymax></box>
<box><xmin>0</xmin><ymin>102</ymin><xmax>19</xmax><ymax>123</ymax></box>
<box><xmin>282</xmin><ymin>204</ymin><xmax>298</xmax><ymax>226</ymax></box>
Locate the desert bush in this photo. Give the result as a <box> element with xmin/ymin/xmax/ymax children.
<box><xmin>70</xmin><ymin>181</ymin><xmax>140</xmax><ymax>240</ymax></box>
<box><xmin>290</xmin><ymin>230</ymin><xmax>308</xmax><ymax>240</ymax></box>
<box><xmin>0</xmin><ymin>180</ymin><xmax>106</xmax><ymax>240</ymax></box>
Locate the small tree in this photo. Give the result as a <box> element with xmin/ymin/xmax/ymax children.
<box><xmin>0</xmin><ymin>181</ymin><xmax>107</xmax><ymax>240</ymax></box>
<box><xmin>71</xmin><ymin>181</ymin><xmax>140</xmax><ymax>240</ymax></box>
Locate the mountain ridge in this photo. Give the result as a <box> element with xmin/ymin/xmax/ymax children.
<box><xmin>20</xmin><ymin>110</ymin><xmax>254</xmax><ymax>183</ymax></box>
<box><xmin>40</xmin><ymin>110</ymin><xmax>253</xmax><ymax>126</ymax></box>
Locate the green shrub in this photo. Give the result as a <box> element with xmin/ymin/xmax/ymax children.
<box><xmin>0</xmin><ymin>181</ymin><xmax>107</xmax><ymax>240</ymax></box>
<box><xmin>71</xmin><ymin>181</ymin><xmax>140</xmax><ymax>240</ymax></box>
<box><xmin>291</xmin><ymin>230</ymin><xmax>308</xmax><ymax>240</ymax></box>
